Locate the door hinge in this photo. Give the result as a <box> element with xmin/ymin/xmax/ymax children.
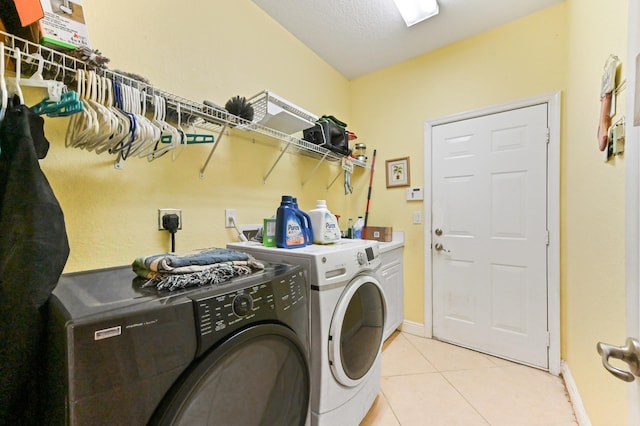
<box><xmin>547</xmin><ymin>332</ymin><xmax>551</xmax><ymax>347</ymax></box>
<box><xmin>545</xmin><ymin>230</ymin><xmax>550</xmax><ymax>246</ymax></box>
<box><xmin>546</xmin><ymin>128</ymin><xmax>550</xmax><ymax>144</ymax></box>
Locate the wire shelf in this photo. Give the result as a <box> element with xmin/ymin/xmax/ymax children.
<box><xmin>0</xmin><ymin>30</ymin><xmax>368</xmax><ymax>178</ymax></box>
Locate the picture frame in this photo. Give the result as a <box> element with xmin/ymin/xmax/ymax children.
<box><xmin>385</xmin><ymin>157</ymin><xmax>410</xmax><ymax>188</ymax></box>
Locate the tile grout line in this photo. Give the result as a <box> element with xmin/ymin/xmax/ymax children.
<box><xmin>439</xmin><ymin>370</ymin><xmax>492</xmax><ymax>425</ymax></box>
<box><xmin>398</xmin><ymin>332</ymin><xmax>492</xmax><ymax>425</ymax></box>
<box><xmin>378</xmin><ymin>332</ymin><xmax>578</xmax><ymax>426</ymax></box>
<box><xmin>378</xmin><ymin>387</ymin><xmax>403</xmax><ymax>426</ymax></box>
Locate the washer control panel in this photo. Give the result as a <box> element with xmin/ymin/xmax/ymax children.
<box><xmin>355</xmin><ymin>243</ymin><xmax>381</xmax><ymax>268</ymax></box>
<box><xmin>190</xmin><ymin>266</ymin><xmax>305</xmax><ymax>356</ymax></box>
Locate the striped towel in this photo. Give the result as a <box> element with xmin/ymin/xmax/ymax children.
<box><xmin>132</xmin><ymin>247</ymin><xmax>264</xmax><ymax>291</ymax></box>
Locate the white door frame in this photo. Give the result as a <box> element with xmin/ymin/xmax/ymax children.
<box><xmin>423</xmin><ymin>92</ymin><xmax>561</xmax><ymax>375</ymax></box>
<box><xmin>625</xmin><ymin>0</ymin><xmax>640</xmax><ymax>422</ymax></box>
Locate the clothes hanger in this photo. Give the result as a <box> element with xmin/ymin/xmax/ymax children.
<box><xmin>0</xmin><ymin>42</ymin><xmax>8</xmax><ymax>123</ymax></box>
<box><xmin>121</xmin><ymin>84</ymin><xmax>154</xmax><ymax>157</ymax></box>
<box><xmin>94</xmin><ymin>76</ymin><xmax>130</xmax><ymax>154</ymax></box>
<box><xmin>131</xmin><ymin>85</ymin><xmax>161</xmax><ymax>158</ymax></box>
<box><xmin>172</xmin><ymin>102</ymin><xmax>188</xmax><ymax>161</ymax></box>
<box><xmin>83</xmin><ymin>70</ymin><xmax>120</xmax><ymax>152</ymax></box>
<box><xmin>65</xmin><ymin>69</ymin><xmax>98</xmax><ymax>149</ymax></box>
<box><xmin>107</xmin><ymin>80</ymin><xmax>135</xmax><ymax>158</ymax></box>
<box><xmin>147</xmin><ymin>94</ymin><xmax>182</xmax><ymax>161</ymax></box>
<box><xmin>8</xmin><ymin>47</ymin><xmax>25</xmax><ymax>105</ymax></box>
<box><xmin>109</xmin><ymin>81</ymin><xmax>148</xmax><ymax>160</ymax></box>
<box><xmin>7</xmin><ymin>52</ymin><xmax>66</xmax><ymax>102</ymax></box>
<box><xmin>32</xmin><ymin>90</ymin><xmax>83</xmax><ymax>117</ymax></box>
<box><xmin>170</xmin><ymin>102</ymin><xmax>215</xmax><ymax>145</ymax></box>
<box><xmin>64</xmin><ymin>69</ymin><xmax>83</xmax><ymax>148</ymax></box>
<box><xmin>26</xmin><ymin>51</ymin><xmax>82</xmax><ymax>117</ymax></box>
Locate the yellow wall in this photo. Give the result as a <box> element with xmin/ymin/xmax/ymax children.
<box><xmin>27</xmin><ymin>0</ymin><xmax>628</xmax><ymax>424</ymax></box>
<box><xmin>350</xmin><ymin>3</ymin><xmax>568</xmax><ymax>326</ymax></box>
<box><xmin>563</xmin><ymin>0</ymin><xmax>628</xmax><ymax>424</ymax></box>
<box><xmin>39</xmin><ymin>0</ymin><xmax>366</xmax><ymax>272</ymax></box>
<box><xmin>350</xmin><ymin>1</ymin><xmax>627</xmax><ymax>424</ymax></box>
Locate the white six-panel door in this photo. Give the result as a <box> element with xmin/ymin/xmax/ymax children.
<box><xmin>431</xmin><ymin>104</ymin><xmax>549</xmax><ymax>369</ymax></box>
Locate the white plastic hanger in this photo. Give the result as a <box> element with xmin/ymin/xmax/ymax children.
<box><xmin>65</xmin><ymin>69</ymin><xmax>98</xmax><ymax>149</ymax></box>
<box><xmin>147</xmin><ymin>94</ymin><xmax>181</xmax><ymax>161</ymax></box>
<box><xmin>7</xmin><ymin>52</ymin><xmax>66</xmax><ymax>102</ymax></box>
<box><xmin>0</xmin><ymin>42</ymin><xmax>8</xmax><ymax>123</ymax></box>
<box><xmin>94</xmin><ymin>76</ymin><xmax>129</xmax><ymax>154</ymax></box>
<box><xmin>83</xmin><ymin>70</ymin><xmax>116</xmax><ymax>152</ymax></box>
<box><xmin>9</xmin><ymin>47</ymin><xmax>24</xmax><ymax>104</ymax></box>
<box><xmin>172</xmin><ymin>102</ymin><xmax>188</xmax><ymax>161</ymax></box>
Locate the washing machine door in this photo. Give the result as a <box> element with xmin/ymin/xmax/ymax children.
<box><xmin>149</xmin><ymin>323</ymin><xmax>310</xmax><ymax>426</ymax></box>
<box><xmin>328</xmin><ymin>273</ymin><xmax>385</xmax><ymax>387</ymax></box>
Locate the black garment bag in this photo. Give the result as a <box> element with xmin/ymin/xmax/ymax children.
<box><xmin>0</xmin><ymin>96</ymin><xmax>70</xmax><ymax>425</ymax></box>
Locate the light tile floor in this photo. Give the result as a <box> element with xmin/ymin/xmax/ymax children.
<box><xmin>361</xmin><ymin>332</ymin><xmax>578</xmax><ymax>426</ymax></box>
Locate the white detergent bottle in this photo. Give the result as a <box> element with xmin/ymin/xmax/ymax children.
<box><xmin>353</xmin><ymin>216</ymin><xmax>364</xmax><ymax>239</ymax></box>
<box><xmin>309</xmin><ymin>200</ymin><xmax>341</xmax><ymax>244</ymax></box>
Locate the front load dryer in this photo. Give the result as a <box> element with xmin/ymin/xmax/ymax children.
<box><xmin>44</xmin><ymin>263</ymin><xmax>310</xmax><ymax>426</ymax></box>
<box><xmin>228</xmin><ymin>239</ymin><xmax>386</xmax><ymax>426</ymax></box>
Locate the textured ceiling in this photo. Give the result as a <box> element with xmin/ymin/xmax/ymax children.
<box><xmin>252</xmin><ymin>0</ymin><xmax>564</xmax><ymax>80</ymax></box>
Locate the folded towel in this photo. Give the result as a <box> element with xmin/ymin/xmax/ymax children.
<box><xmin>132</xmin><ymin>247</ymin><xmax>264</xmax><ymax>291</ymax></box>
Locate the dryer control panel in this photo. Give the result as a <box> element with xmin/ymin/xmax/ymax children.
<box><xmin>190</xmin><ymin>265</ymin><xmax>306</xmax><ymax>357</ymax></box>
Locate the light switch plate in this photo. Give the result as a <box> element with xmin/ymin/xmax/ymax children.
<box><xmin>406</xmin><ymin>187</ymin><xmax>424</xmax><ymax>201</ymax></box>
<box><xmin>413</xmin><ymin>211</ymin><xmax>422</xmax><ymax>224</ymax></box>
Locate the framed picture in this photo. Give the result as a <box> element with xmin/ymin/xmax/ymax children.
<box><xmin>385</xmin><ymin>157</ymin><xmax>410</xmax><ymax>188</ymax></box>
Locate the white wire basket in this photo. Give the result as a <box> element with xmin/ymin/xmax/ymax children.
<box><xmin>248</xmin><ymin>90</ymin><xmax>318</xmax><ymax>135</ymax></box>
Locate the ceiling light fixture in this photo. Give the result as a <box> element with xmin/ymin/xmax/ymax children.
<box><xmin>393</xmin><ymin>0</ymin><xmax>439</xmax><ymax>27</ymax></box>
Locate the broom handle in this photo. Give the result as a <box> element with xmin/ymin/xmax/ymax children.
<box><xmin>364</xmin><ymin>149</ymin><xmax>377</xmax><ymax>228</ymax></box>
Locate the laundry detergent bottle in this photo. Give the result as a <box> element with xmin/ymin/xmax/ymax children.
<box><xmin>353</xmin><ymin>216</ymin><xmax>365</xmax><ymax>239</ymax></box>
<box><xmin>292</xmin><ymin>197</ymin><xmax>313</xmax><ymax>245</ymax></box>
<box><xmin>276</xmin><ymin>195</ymin><xmax>307</xmax><ymax>249</ymax></box>
<box><xmin>309</xmin><ymin>200</ymin><xmax>341</xmax><ymax>244</ymax></box>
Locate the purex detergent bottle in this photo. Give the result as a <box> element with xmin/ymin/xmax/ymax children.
<box><xmin>292</xmin><ymin>197</ymin><xmax>313</xmax><ymax>245</ymax></box>
<box><xmin>309</xmin><ymin>200</ymin><xmax>340</xmax><ymax>244</ymax></box>
<box><xmin>276</xmin><ymin>195</ymin><xmax>307</xmax><ymax>248</ymax></box>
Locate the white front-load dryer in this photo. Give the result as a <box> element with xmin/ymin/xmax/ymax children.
<box><xmin>228</xmin><ymin>239</ymin><xmax>386</xmax><ymax>426</ymax></box>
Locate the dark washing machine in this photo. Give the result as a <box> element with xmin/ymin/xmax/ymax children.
<box><xmin>44</xmin><ymin>263</ymin><xmax>310</xmax><ymax>426</ymax></box>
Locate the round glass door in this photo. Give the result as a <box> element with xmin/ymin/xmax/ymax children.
<box><xmin>151</xmin><ymin>324</ymin><xmax>310</xmax><ymax>426</ymax></box>
<box><xmin>328</xmin><ymin>274</ymin><xmax>386</xmax><ymax>387</ymax></box>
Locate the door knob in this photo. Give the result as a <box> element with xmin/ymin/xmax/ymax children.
<box><xmin>434</xmin><ymin>243</ymin><xmax>450</xmax><ymax>253</ymax></box>
<box><xmin>596</xmin><ymin>337</ymin><xmax>640</xmax><ymax>382</ymax></box>
<box><xmin>435</xmin><ymin>228</ymin><xmax>443</xmax><ymax>236</ymax></box>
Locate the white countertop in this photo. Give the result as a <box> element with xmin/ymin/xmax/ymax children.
<box><xmin>377</xmin><ymin>231</ymin><xmax>405</xmax><ymax>253</ymax></box>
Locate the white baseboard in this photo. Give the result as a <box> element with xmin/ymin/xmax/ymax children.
<box><xmin>561</xmin><ymin>361</ymin><xmax>591</xmax><ymax>426</ymax></box>
<box><xmin>399</xmin><ymin>320</ymin><xmax>428</xmax><ymax>337</ymax></box>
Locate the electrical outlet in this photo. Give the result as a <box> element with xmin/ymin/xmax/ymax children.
<box><xmin>225</xmin><ymin>209</ymin><xmax>236</xmax><ymax>228</ymax></box>
<box><xmin>158</xmin><ymin>208</ymin><xmax>182</xmax><ymax>230</ymax></box>
<box><xmin>239</xmin><ymin>224</ymin><xmax>261</xmax><ymax>240</ymax></box>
